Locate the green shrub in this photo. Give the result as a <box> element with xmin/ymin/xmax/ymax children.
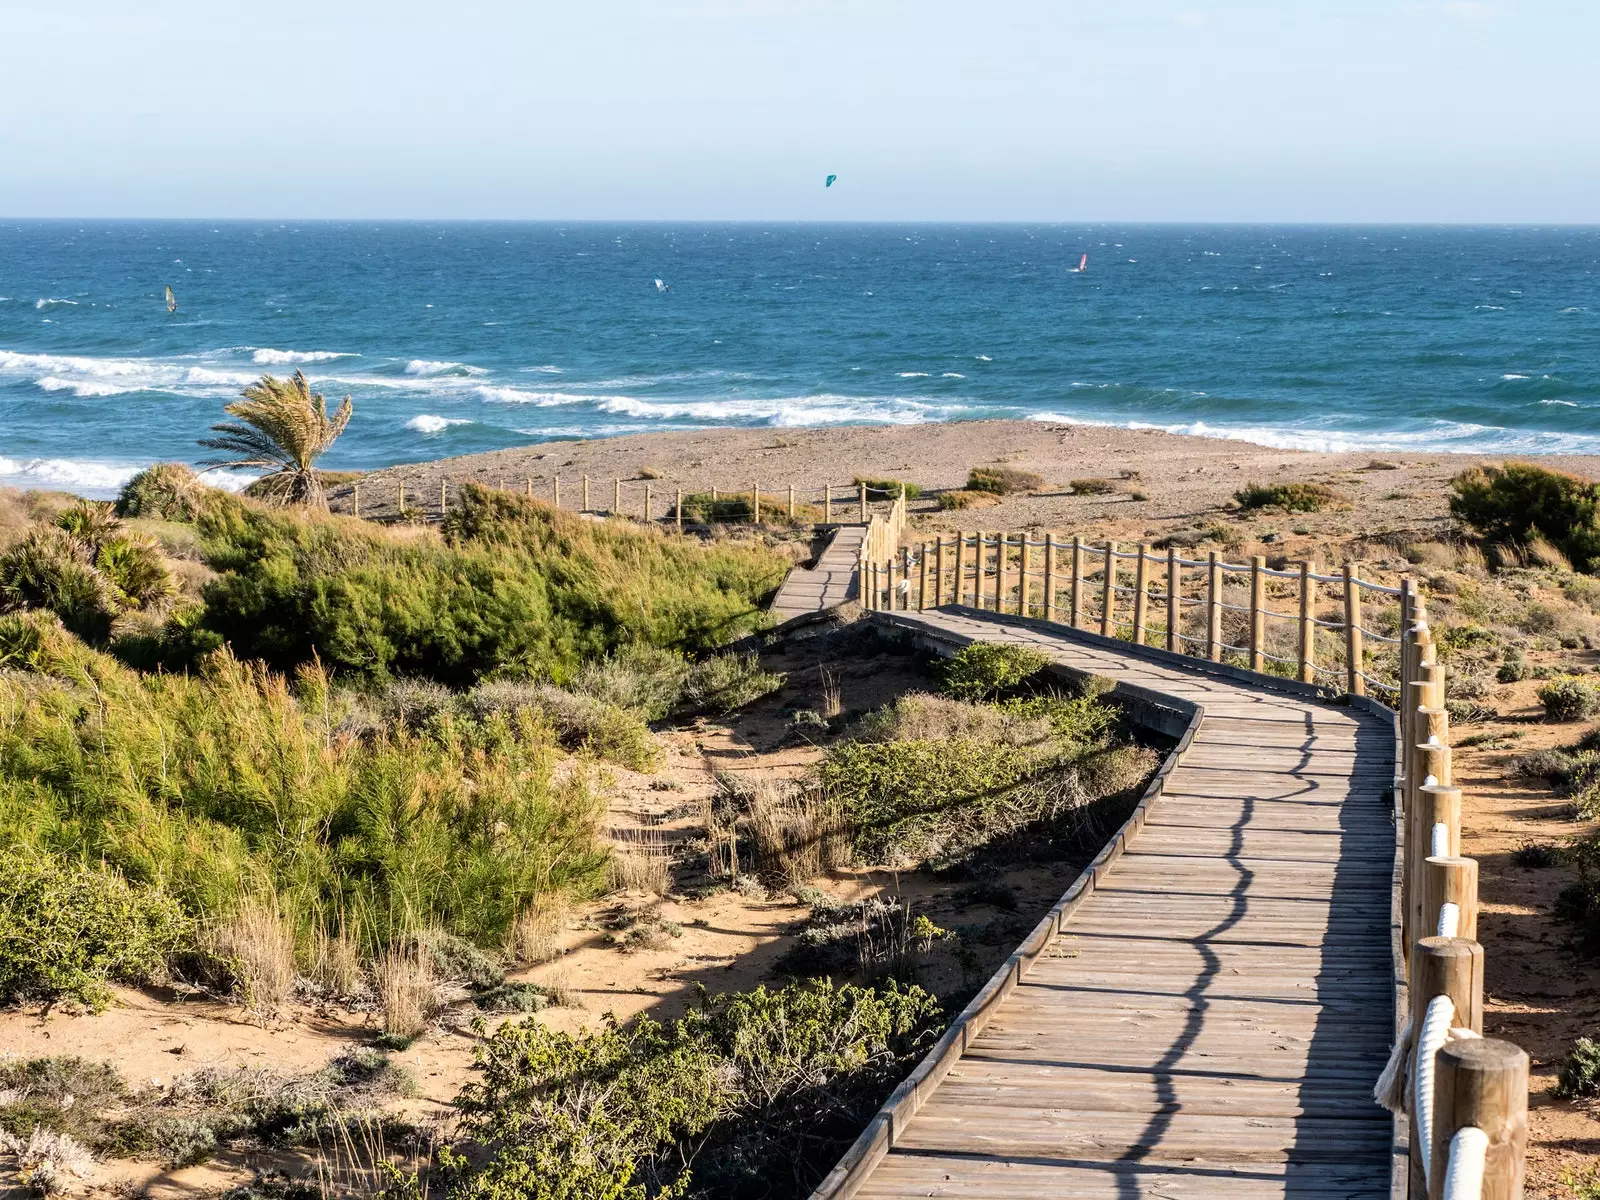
<box><xmin>0</xmin><ymin>848</ymin><xmax>188</xmax><ymax>1009</ymax></box>
<box><xmin>54</xmin><ymin>500</ymin><xmax>120</xmax><ymax>543</ymax></box>
<box><xmin>0</xmin><ymin>529</ymin><xmax>117</xmax><ymax>641</ymax></box>
<box><xmin>1539</xmin><ymin>677</ymin><xmax>1600</xmax><ymax>722</ymax></box>
<box><xmin>966</xmin><ymin>466</ymin><xmax>1043</xmax><ymax>496</ymax></box>
<box><xmin>95</xmin><ymin>536</ymin><xmax>176</xmax><ymax>609</ymax></box>
<box><xmin>1450</xmin><ymin>462</ymin><xmax>1600</xmax><ymax>573</ymax></box>
<box><xmin>450</xmin><ymin>979</ymin><xmax>941</xmax><ymax>1200</ymax></box>
<box><xmin>1069</xmin><ymin>478</ymin><xmax>1115</xmax><ymax>495</ymax></box>
<box><xmin>1557</xmin><ymin>1037</ymin><xmax>1600</xmax><ymax>1099</ymax></box>
<box><xmin>466</xmin><ymin>680</ymin><xmax>661</xmax><ymax>771</ymax></box>
<box><xmin>935</xmin><ymin>489</ymin><xmax>998</xmax><ymax>511</ymax></box>
<box><xmin>0</xmin><ymin>650</ymin><xmax>609</xmax><ymax>957</ymax></box>
<box><xmin>673</xmin><ymin>492</ymin><xmax>822</xmax><ymax>526</ymax></box>
<box><xmin>939</xmin><ymin>642</ymin><xmax>1053</xmax><ymax>701</ymax></box>
<box><xmin>574</xmin><ymin>645</ymin><xmax>692</xmax><ymax>721</ymax></box>
<box><xmin>853</xmin><ymin>477</ymin><xmax>922</xmax><ymax>501</ymax></box>
<box><xmin>116</xmin><ymin>462</ymin><xmax>214</xmax><ymax>522</ymax></box>
<box><xmin>1233</xmin><ymin>482</ymin><xmax>1342</xmax><ymax>513</ymax></box>
<box><xmin>683</xmin><ymin>651</ymin><xmax>786</xmax><ymax>715</ymax></box>
<box><xmin>197</xmin><ymin>486</ymin><xmax>784</xmax><ymax>686</ymax></box>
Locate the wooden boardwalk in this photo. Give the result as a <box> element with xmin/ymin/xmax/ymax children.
<box><xmin>821</xmin><ymin>607</ymin><xmax>1398</xmax><ymax>1200</ymax></box>
<box><xmin>770</xmin><ymin>525</ymin><xmax>867</xmax><ymax>621</ymax></box>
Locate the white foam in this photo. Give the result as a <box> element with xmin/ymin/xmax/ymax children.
<box><xmin>975</xmin><ymin>355</ymin><xmax>993</xmax><ymax>362</ymax></box>
<box><xmin>524</xmin><ymin>365</ymin><xmax>563</xmax><ymax>374</ymax></box>
<box><xmin>898</xmin><ymin>372</ymin><xmax>931</xmax><ymax>378</ymax></box>
<box><xmin>1501</xmin><ymin>373</ymin><xmax>1530</xmax><ymax>380</ymax></box>
<box><xmin>1541</xmin><ymin>399</ymin><xmax>1579</xmax><ymax>407</ymax></box>
<box><xmin>590</xmin><ymin>393</ymin><xmax>961</xmax><ymax>427</ymax></box>
<box><xmin>404</xmin><ymin>359</ymin><xmax>488</xmax><ymax>377</ymax></box>
<box><xmin>942</xmin><ymin>373</ymin><xmax>966</xmax><ymax>379</ymax></box>
<box><xmin>251</xmin><ymin>348</ymin><xmax>356</xmax><ymax>365</ymax></box>
<box><xmin>0</xmin><ymin>455</ymin><xmax>141</xmax><ymax>493</ymax></box>
<box><xmin>34</xmin><ymin>376</ymin><xmax>141</xmax><ymax>398</ymax></box>
<box><xmin>406</xmin><ymin>414</ymin><xmax>474</xmax><ymax>433</ymax></box>
<box><xmin>472</xmin><ymin>386</ymin><xmax>593</xmax><ymax>406</ymax></box>
<box><xmin>34</xmin><ymin>298</ymin><xmax>79</xmax><ymax>309</ymax></box>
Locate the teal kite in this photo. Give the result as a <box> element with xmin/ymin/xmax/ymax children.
<box><xmin>825</xmin><ymin>174</ymin><xmax>837</xmax><ymax>187</ymax></box>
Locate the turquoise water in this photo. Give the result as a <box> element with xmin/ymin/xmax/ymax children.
<box><xmin>2</xmin><ymin>222</ymin><xmax>1597</xmax><ymax>496</ymax></box>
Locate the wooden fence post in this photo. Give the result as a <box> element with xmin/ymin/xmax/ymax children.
<box><xmin>919</xmin><ymin>542</ymin><xmax>930</xmax><ymax>611</ymax></box>
<box><xmin>1044</xmin><ymin>535</ymin><xmax>1058</xmax><ymax>623</ymax></box>
<box><xmin>1428</xmin><ymin>1039</ymin><xmax>1528</xmax><ymax>1200</ymax></box>
<box><xmin>1019</xmin><ymin>533</ymin><xmax>1032</xmax><ymax>617</ymax></box>
<box><xmin>953</xmin><ymin>533</ymin><xmax>967</xmax><ymax>607</ymax></box>
<box><xmin>1207</xmin><ymin>551</ymin><xmax>1222</xmax><ymax>662</ymax></box>
<box><xmin>859</xmin><ymin>482</ymin><xmax>868</xmax><ymax>523</ymax></box>
<box><xmin>398</xmin><ymin>480</ymin><xmax>405</xmax><ymax>514</ymax></box>
<box><xmin>675</xmin><ymin>489</ymin><xmax>684</xmax><ymax>532</ymax></box>
<box><xmin>1345</xmin><ymin>563</ymin><xmax>1364</xmax><ymax>696</ymax></box>
<box><xmin>1249</xmin><ymin>555</ymin><xmax>1266</xmax><ymax>671</ymax></box>
<box><xmin>788</xmin><ymin>484</ymin><xmax>795</xmax><ymax>521</ymax></box>
<box><xmin>614</xmin><ymin>477</ymin><xmax>621</xmax><ymax>516</ymax></box>
<box><xmin>824</xmin><ymin>484</ymin><xmax>832</xmax><ymax>523</ymax></box>
<box><xmin>1411</xmin><ymin>777</ymin><xmax>1459</xmax><ymax>955</ymax></box>
<box><xmin>1409</xmin><ymin>935</ymin><xmax>1489</xmax><ymax>1200</ymax></box>
<box><xmin>752</xmin><ymin>484</ymin><xmax>760</xmax><ymax>525</ymax></box>
<box><xmin>1299</xmin><ymin>560</ymin><xmax>1316</xmax><ymax>684</ymax></box>
<box><xmin>900</xmin><ymin>546</ymin><xmax>912</xmax><ymax>611</ymax></box>
<box><xmin>353</xmin><ymin>481</ymin><xmax>361</xmax><ymax>519</ymax></box>
<box><xmin>1070</xmin><ymin>536</ymin><xmax>1082</xmax><ymax>629</ymax></box>
<box><xmin>1101</xmin><ymin>540</ymin><xmax>1116</xmax><ymax>638</ymax></box>
<box><xmin>1133</xmin><ymin>543</ymin><xmax>1150</xmax><ymax>646</ymax></box>
<box><xmin>935</xmin><ymin>536</ymin><xmax>947</xmax><ymax>607</ymax></box>
<box><xmin>985</xmin><ymin>534</ymin><xmax>998</xmax><ymax>611</ymax></box>
<box><xmin>1166</xmin><ymin>546</ymin><xmax>1179</xmax><ymax>653</ymax></box>
<box><xmin>440</xmin><ymin>478</ymin><xmax>447</xmax><ymax>515</ymax></box>
<box><xmin>553</xmin><ymin>477</ymin><xmax>561</xmax><ymax>508</ymax></box>
<box><xmin>644</xmin><ymin>484</ymin><xmax>652</xmax><ymax>522</ymax></box>
<box><xmin>1423</xmin><ymin>854</ymin><xmax>1479</xmax><ymax>941</ymax></box>
<box><xmin>583</xmin><ymin>475</ymin><xmax>591</xmax><ymax>512</ymax></box>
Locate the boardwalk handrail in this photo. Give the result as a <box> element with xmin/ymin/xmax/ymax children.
<box><xmin>841</xmin><ymin>536</ymin><xmax>1533</xmax><ymax>1200</ymax></box>
<box><xmin>862</xmin><ymin>531</ymin><xmax>1414</xmax><ymax>698</ymax></box>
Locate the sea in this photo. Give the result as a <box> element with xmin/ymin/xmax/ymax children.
<box><xmin>2</xmin><ymin>221</ymin><xmax>1597</xmax><ymax>497</ymax></box>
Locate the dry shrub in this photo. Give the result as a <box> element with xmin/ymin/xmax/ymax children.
<box><xmin>308</xmin><ymin>925</ymin><xmax>364</xmax><ymax>999</ymax></box>
<box><xmin>373</xmin><ymin>945</ymin><xmax>438</xmax><ymax>1040</ymax></box>
<box><xmin>510</xmin><ymin>893</ymin><xmax>568</xmax><ymax>964</ymax></box>
<box><xmin>1524</xmin><ymin>537</ymin><xmax>1574</xmax><ymax>571</ymax></box>
<box><xmin>209</xmin><ymin>896</ymin><xmax>297</xmax><ymax>1013</ymax></box>
<box><xmin>1069</xmin><ymin>478</ymin><xmax>1115</xmax><ymax>495</ymax></box>
<box><xmin>747</xmin><ymin>778</ymin><xmax>847</xmax><ymax>886</ymax></box>
<box><xmin>608</xmin><ymin>827</ymin><xmax>673</xmax><ymax>895</ymax></box>
<box><xmin>936</xmin><ymin>489</ymin><xmax>1000</xmax><ymax>511</ymax></box>
<box><xmin>967</xmin><ymin>466</ymin><xmax>1043</xmax><ymax>495</ymax></box>
<box><xmin>819</xmin><ymin>665</ymin><xmax>843</xmax><ymax>720</ymax></box>
<box><xmin>1080</xmin><ymin>744</ymin><xmax>1160</xmax><ymax>797</ymax></box>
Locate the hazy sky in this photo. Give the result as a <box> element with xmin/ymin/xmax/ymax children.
<box><xmin>4</xmin><ymin>0</ymin><xmax>1596</xmax><ymax>221</ymax></box>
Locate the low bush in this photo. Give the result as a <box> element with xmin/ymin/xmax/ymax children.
<box><xmin>1539</xmin><ymin>677</ymin><xmax>1600</xmax><ymax>722</ymax></box>
<box><xmin>1069</xmin><ymin>478</ymin><xmax>1115</xmax><ymax>495</ymax></box>
<box><xmin>1557</xmin><ymin>1037</ymin><xmax>1600</xmax><ymax>1099</ymax></box>
<box><xmin>854</xmin><ymin>477</ymin><xmax>922</xmax><ymax>501</ymax></box>
<box><xmin>467</xmin><ymin>681</ymin><xmax>660</xmax><ymax>771</ymax></box>
<box><xmin>1512</xmin><ymin>843</ymin><xmax>1561</xmax><ymax>869</ymax></box>
<box><xmin>95</xmin><ymin>536</ymin><xmax>176</xmax><ymax>608</ymax></box>
<box><xmin>0</xmin><ymin>528</ymin><xmax>117</xmax><ymax>641</ymax></box>
<box><xmin>966</xmin><ymin>466</ymin><xmax>1043</xmax><ymax>496</ymax></box>
<box><xmin>683</xmin><ymin>651</ymin><xmax>786</xmax><ymax>715</ymax></box>
<box><xmin>674</xmin><ymin>492</ymin><xmax>822</xmax><ymax>526</ymax></box>
<box><xmin>939</xmin><ymin>642</ymin><xmax>1052</xmax><ymax>701</ymax></box>
<box><xmin>575</xmin><ymin>644</ymin><xmax>693</xmax><ymax>721</ymax></box>
<box><xmin>772</xmin><ymin>895</ymin><xmax>949</xmax><ymax>981</ymax></box>
<box><xmin>450</xmin><ymin>979</ymin><xmax>942</xmax><ymax>1200</ymax></box>
<box><xmin>935</xmin><ymin>489</ymin><xmax>999</xmax><ymax>511</ymax></box>
<box><xmin>54</xmin><ymin>500</ymin><xmax>120</xmax><ymax>543</ymax></box>
<box><xmin>116</xmin><ymin>463</ymin><xmax>215</xmax><ymax>522</ymax></box>
<box><xmin>1233</xmin><ymin>482</ymin><xmax>1342</xmax><ymax>513</ymax></box>
<box><xmin>0</xmin><ymin>848</ymin><xmax>188</xmax><ymax>1009</ymax></box>
<box><xmin>1450</xmin><ymin>462</ymin><xmax>1600</xmax><ymax>573</ymax></box>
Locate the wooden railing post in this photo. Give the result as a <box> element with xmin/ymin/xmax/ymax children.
<box><xmin>1344</xmin><ymin>563</ymin><xmax>1364</xmax><ymax>696</ymax></box>
<box><xmin>583</xmin><ymin>475</ymin><xmax>591</xmax><ymax>512</ymax></box>
<box><xmin>1423</xmin><ymin>854</ymin><xmax>1479</xmax><ymax>941</ymax></box>
<box><xmin>1070</xmin><ymin>536</ymin><xmax>1083</xmax><ymax>629</ymax></box>
<box><xmin>676</xmin><ymin>489</ymin><xmax>684</xmax><ymax>532</ymax></box>
<box><xmin>1428</xmin><ymin>1039</ymin><xmax>1528</xmax><ymax>1200</ymax></box>
<box><xmin>554</xmin><ymin>476</ymin><xmax>562</xmax><ymax>508</ymax></box>
<box><xmin>353</xmin><ymin>480</ymin><xmax>361</xmax><ymax>518</ymax></box>
<box><xmin>952</xmin><ymin>534</ymin><xmax>966</xmax><ymax>607</ymax></box>
<box><xmin>1132</xmin><ymin>543</ymin><xmax>1150</xmax><ymax>646</ymax></box>
<box><xmin>918</xmin><ymin>542</ymin><xmax>930</xmax><ymax>611</ymax></box>
<box><xmin>1298</xmin><ymin>560</ymin><xmax>1316</xmax><ymax>684</ymax></box>
<box><xmin>752</xmin><ymin>484</ymin><xmax>760</xmax><ymax>525</ymax></box>
<box><xmin>1101</xmin><ymin>540</ymin><xmax>1116</xmax><ymax>638</ymax></box>
<box><xmin>900</xmin><ymin>545</ymin><xmax>912</xmax><ymax>611</ymax></box>
<box><xmin>1207</xmin><ymin>551</ymin><xmax>1222</xmax><ymax>662</ymax></box>
<box><xmin>934</xmin><ymin>537</ymin><xmax>946</xmax><ymax>607</ymax></box>
<box><xmin>1019</xmin><ymin>533</ymin><xmax>1033</xmax><ymax>617</ymax></box>
<box><xmin>824</xmin><ymin>484</ymin><xmax>832</xmax><ymax>524</ymax></box>
<box><xmin>614</xmin><ymin>477</ymin><xmax>622</xmax><ymax>516</ymax></box>
<box><xmin>788</xmin><ymin>484</ymin><xmax>795</xmax><ymax>521</ymax></box>
<box><xmin>1166</xmin><ymin>546</ymin><xmax>1179</xmax><ymax>653</ymax></box>
<box><xmin>1409</xmin><ymin>936</ymin><xmax>1487</xmax><ymax>1198</ymax></box>
<box><xmin>1249</xmin><ymin>555</ymin><xmax>1266</xmax><ymax>672</ymax></box>
<box><xmin>985</xmin><ymin>534</ymin><xmax>998</xmax><ymax>614</ymax></box>
<box><xmin>1044</xmin><ymin>535</ymin><xmax>1058</xmax><ymax>623</ymax></box>
<box><xmin>397</xmin><ymin>480</ymin><xmax>406</xmax><ymax>516</ymax></box>
<box><xmin>859</xmin><ymin>482</ymin><xmax>868</xmax><ymax>523</ymax></box>
<box><xmin>441</xmin><ymin>478</ymin><xmax>447</xmax><ymax>515</ymax></box>
<box><xmin>644</xmin><ymin>483</ymin><xmax>652</xmax><ymax>522</ymax></box>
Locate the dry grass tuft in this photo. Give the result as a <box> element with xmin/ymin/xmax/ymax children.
<box><xmin>308</xmin><ymin>924</ymin><xmax>364</xmax><ymax>998</ymax></box>
<box><xmin>373</xmin><ymin>945</ymin><xmax>438</xmax><ymax>1040</ymax></box>
<box><xmin>210</xmin><ymin>896</ymin><xmax>297</xmax><ymax>1013</ymax></box>
<box><xmin>746</xmin><ymin>776</ymin><xmax>849</xmax><ymax>885</ymax></box>
<box><xmin>510</xmin><ymin>893</ymin><xmax>569</xmax><ymax>964</ymax></box>
<box><xmin>819</xmin><ymin>665</ymin><xmax>843</xmax><ymax>720</ymax></box>
<box><xmin>608</xmin><ymin>827</ymin><xmax>673</xmax><ymax>895</ymax></box>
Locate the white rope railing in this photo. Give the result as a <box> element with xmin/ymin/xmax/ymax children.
<box><xmin>1443</xmin><ymin>1127</ymin><xmax>1490</xmax><ymax>1200</ymax></box>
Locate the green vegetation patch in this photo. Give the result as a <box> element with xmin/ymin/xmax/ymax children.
<box><xmin>450</xmin><ymin>979</ymin><xmax>941</xmax><ymax>1200</ymax></box>
<box><xmin>939</xmin><ymin>642</ymin><xmax>1053</xmax><ymax>701</ymax></box>
<box><xmin>966</xmin><ymin>466</ymin><xmax>1043</xmax><ymax>496</ymax></box>
<box><xmin>853</xmin><ymin>477</ymin><xmax>922</xmax><ymax>501</ymax></box>
<box><xmin>1450</xmin><ymin>461</ymin><xmax>1600</xmax><ymax>573</ymax></box>
<box><xmin>673</xmin><ymin>492</ymin><xmax>823</xmax><ymax>526</ymax></box>
<box><xmin>1233</xmin><ymin>482</ymin><xmax>1342</xmax><ymax>513</ymax></box>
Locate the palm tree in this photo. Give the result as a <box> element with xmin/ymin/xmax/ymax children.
<box><xmin>200</xmin><ymin>371</ymin><xmax>352</xmax><ymax>508</ymax></box>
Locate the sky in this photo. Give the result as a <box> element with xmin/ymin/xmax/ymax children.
<box><xmin>3</xmin><ymin>0</ymin><xmax>1596</xmax><ymax>222</ymax></box>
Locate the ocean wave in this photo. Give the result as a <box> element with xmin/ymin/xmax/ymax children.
<box><xmin>897</xmin><ymin>372</ymin><xmax>931</xmax><ymax>378</ymax></box>
<box><xmin>473</xmin><ymin>386</ymin><xmax>594</xmax><ymax>406</ymax></box>
<box><xmin>524</xmin><ymin>365</ymin><xmax>563</xmax><ymax>374</ymax></box>
<box><xmin>1501</xmin><ymin>373</ymin><xmax>1530</xmax><ymax>380</ymax></box>
<box><xmin>405</xmin><ymin>359</ymin><xmax>488</xmax><ymax>377</ymax></box>
<box><xmin>34</xmin><ymin>376</ymin><xmax>144</xmax><ymax>398</ymax></box>
<box><xmin>252</xmin><ymin>348</ymin><xmax>357</xmax><ymax>365</ymax></box>
<box><xmin>406</xmin><ymin>414</ymin><xmax>475</xmax><ymax>433</ymax></box>
<box><xmin>942</xmin><ymin>373</ymin><xmax>966</xmax><ymax>379</ymax></box>
<box><xmin>590</xmin><ymin>393</ymin><xmax>962</xmax><ymax>427</ymax></box>
<box><xmin>34</xmin><ymin>298</ymin><xmax>79</xmax><ymax>309</ymax></box>
<box><xmin>0</xmin><ymin>455</ymin><xmax>141</xmax><ymax>492</ymax></box>
<box><xmin>1541</xmin><ymin>399</ymin><xmax>1579</xmax><ymax>407</ymax></box>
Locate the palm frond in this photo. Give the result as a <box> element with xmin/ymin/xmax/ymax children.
<box><xmin>198</xmin><ymin>370</ymin><xmax>353</xmax><ymax>509</ymax></box>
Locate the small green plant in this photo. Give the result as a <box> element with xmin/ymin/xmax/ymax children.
<box><xmin>54</xmin><ymin>499</ymin><xmax>120</xmax><ymax>543</ymax></box>
<box><xmin>1233</xmin><ymin>482</ymin><xmax>1342</xmax><ymax>513</ymax></box>
<box><xmin>939</xmin><ymin>642</ymin><xmax>1052</xmax><ymax>701</ymax></box>
<box><xmin>936</xmin><ymin>489</ymin><xmax>998</xmax><ymax>511</ymax></box>
<box><xmin>1069</xmin><ymin>478</ymin><xmax>1115</xmax><ymax>495</ymax></box>
<box><xmin>1450</xmin><ymin>461</ymin><xmax>1600</xmax><ymax>573</ymax></box>
<box><xmin>966</xmin><ymin>466</ymin><xmax>1043</xmax><ymax>496</ymax></box>
<box><xmin>1512</xmin><ymin>843</ymin><xmax>1560</xmax><ymax>869</ymax></box>
<box><xmin>0</xmin><ymin>528</ymin><xmax>117</xmax><ymax>641</ymax></box>
<box><xmin>854</xmin><ymin>477</ymin><xmax>922</xmax><ymax>501</ymax></box>
<box><xmin>0</xmin><ymin>849</ymin><xmax>188</xmax><ymax>1009</ymax></box>
<box><xmin>1539</xmin><ymin>676</ymin><xmax>1600</xmax><ymax>722</ymax></box>
<box><xmin>683</xmin><ymin>652</ymin><xmax>786</xmax><ymax>715</ymax></box>
<box><xmin>1556</xmin><ymin>1036</ymin><xmax>1600</xmax><ymax>1099</ymax></box>
<box><xmin>116</xmin><ymin>462</ymin><xmax>214</xmax><ymax>521</ymax></box>
<box><xmin>95</xmin><ymin>536</ymin><xmax>176</xmax><ymax>609</ymax></box>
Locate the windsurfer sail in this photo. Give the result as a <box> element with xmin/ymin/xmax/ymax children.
<box><xmin>164</xmin><ymin>285</ymin><xmax>177</xmax><ymax>313</ymax></box>
<box><xmin>1070</xmin><ymin>254</ymin><xmax>1088</xmax><ymax>274</ymax></box>
<box><xmin>654</xmin><ymin>278</ymin><xmax>671</xmax><ymax>293</ymax></box>
<box><xmin>825</xmin><ymin>174</ymin><xmax>837</xmax><ymax>187</ymax></box>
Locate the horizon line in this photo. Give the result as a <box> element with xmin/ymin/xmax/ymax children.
<box><xmin>6</xmin><ymin>216</ymin><xmax>1600</xmax><ymax>229</ymax></box>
